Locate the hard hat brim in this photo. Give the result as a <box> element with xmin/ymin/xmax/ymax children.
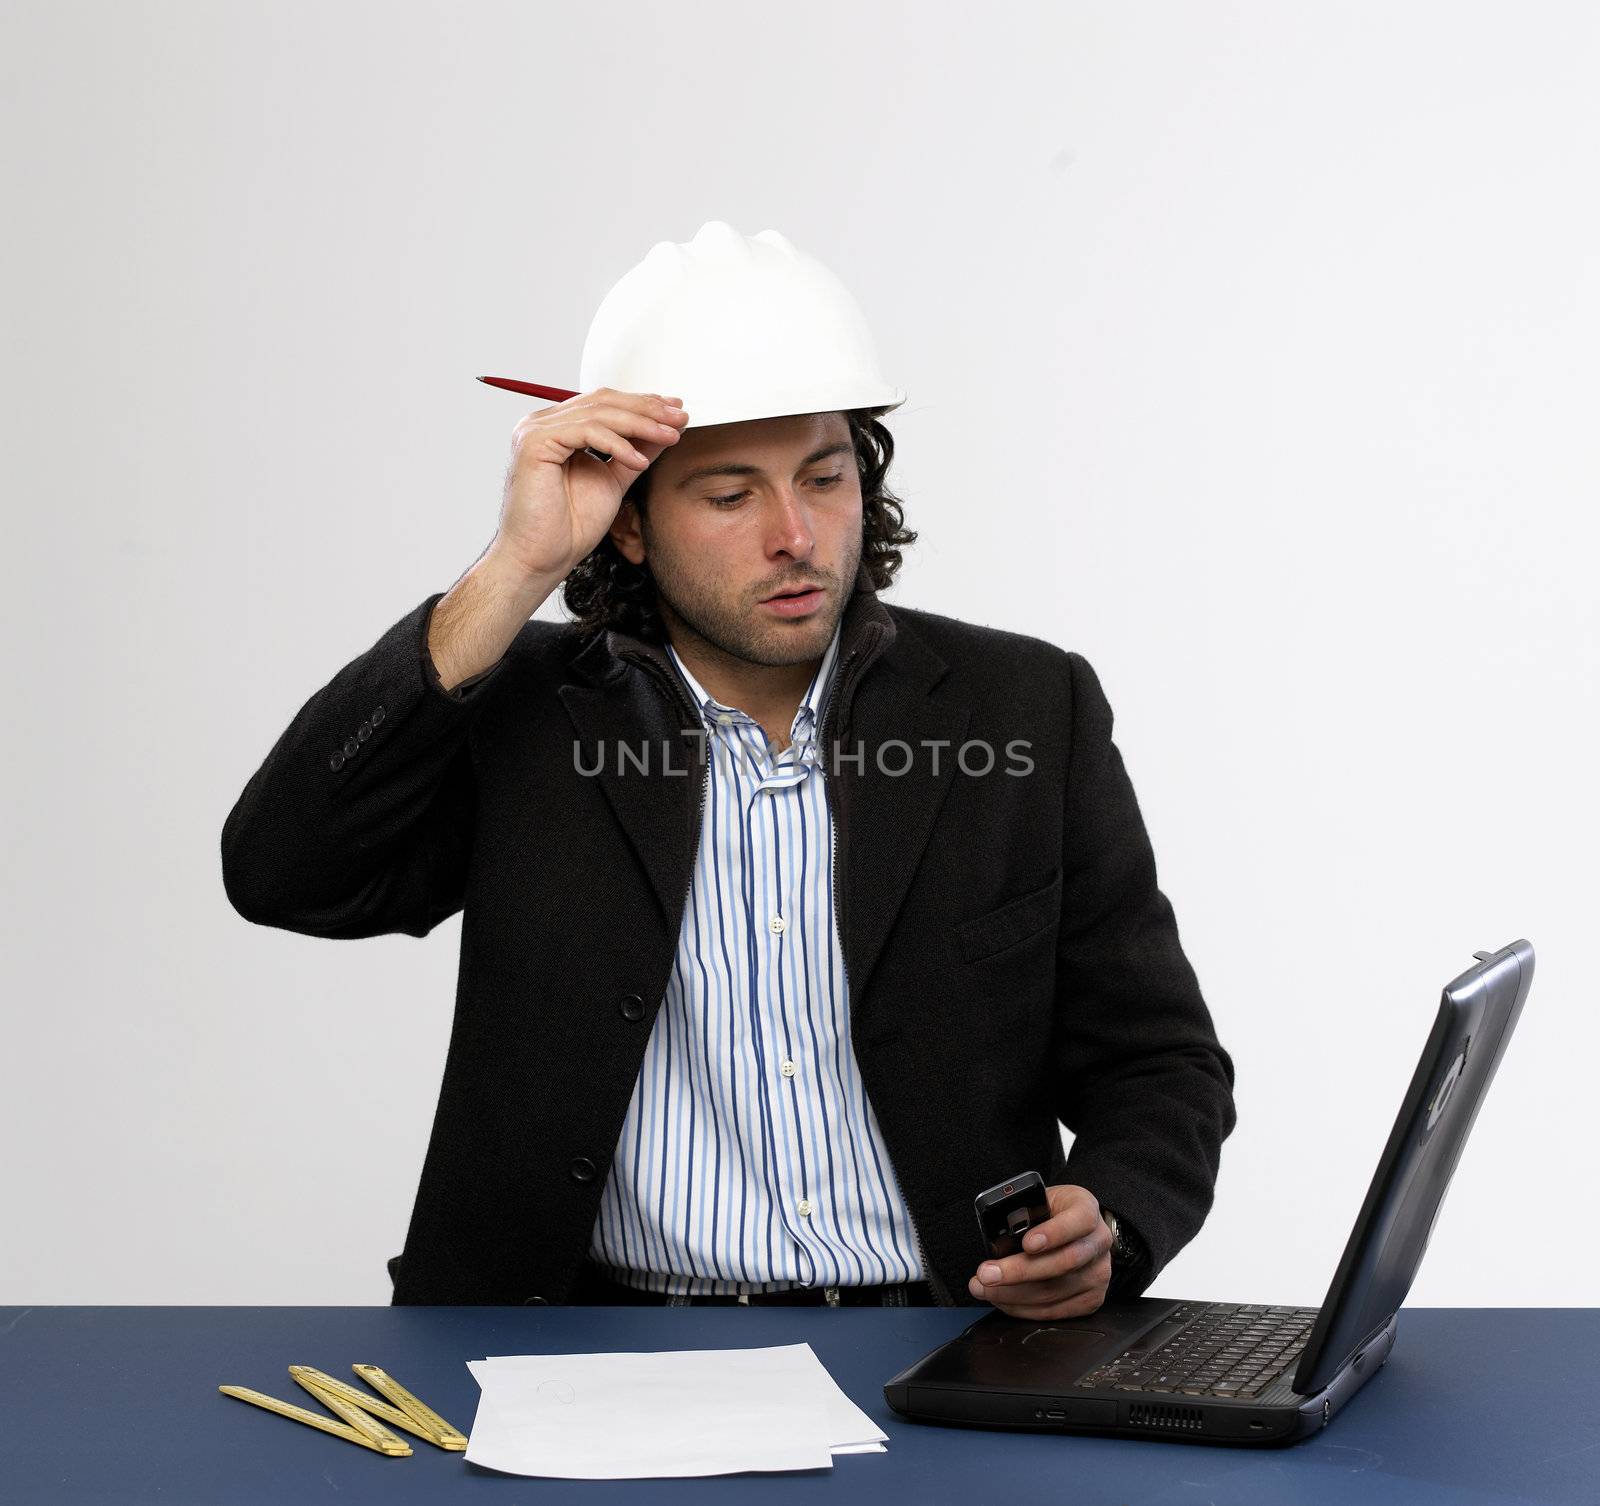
<box><xmin>477</xmin><ymin>376</ymin><xmax>905</xmax><ymax>429</ymax></box>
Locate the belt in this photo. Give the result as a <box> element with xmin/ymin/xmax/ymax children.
<box><xmin>572</xmin><ymin>1261</ymin><xmax>936</xmax><ymax>1308</ymax></box>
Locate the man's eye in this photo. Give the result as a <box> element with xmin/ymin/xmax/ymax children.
<box><xmin>706</xmin><ymin>474</ymin><xmax>845</xmax><ymax>509</ymax></box>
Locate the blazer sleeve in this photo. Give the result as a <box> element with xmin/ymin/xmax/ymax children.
<box><xmin>220</xmin><ymin>592</ymin><xmax>511</xmax><ymax>940</ymax></box>
<box><xmin>1050</xmin><ymin>650</ymin><xmax>1237</xmax><ymax>1294</ymax></box>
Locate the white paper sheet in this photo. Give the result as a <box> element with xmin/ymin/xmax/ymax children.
<box><xmin>462</xmin><ymin>1342</ymin><xmax>888</xmax><ymax>1479</ymax></box>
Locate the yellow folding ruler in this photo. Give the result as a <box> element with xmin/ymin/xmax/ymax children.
<box><xmin>219</xmin><ymin>1363</ymin><xmax>468</xmax><ymax>1456</ymax></box>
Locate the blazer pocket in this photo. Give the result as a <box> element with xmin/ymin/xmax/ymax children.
<box><xmin>955</xmin><ymin>869</ymin><xmax>1063</xmax><ymax>964</ymax></box>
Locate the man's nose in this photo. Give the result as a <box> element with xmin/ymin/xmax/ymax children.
<box><xmin>763</xmin><ymin>488</ymin><xmax>815</xmax><ymax>556</ymax></box>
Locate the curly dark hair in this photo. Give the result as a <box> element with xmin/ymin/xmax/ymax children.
<box><xmin>560</xmin><ymin>408</ymin><xmax>916</xmax><ymax>644</ymax></box>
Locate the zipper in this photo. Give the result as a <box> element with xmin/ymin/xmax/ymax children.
<box><xmin>818</xmin><ymin>643</ymin><xmax>954</xmax><ymax>1306</ymax></box>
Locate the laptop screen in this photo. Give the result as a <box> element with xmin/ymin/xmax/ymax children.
<box><xmin>1293</xmin><ymin>941</ymin><xmax>1533</xmax><ymax>1396</ymax></box>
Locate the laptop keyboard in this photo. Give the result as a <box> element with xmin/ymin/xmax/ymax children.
<box><xmin>1074</xmin><ymin>1302</ymin><xmax>1320</xmax><ymax>1399</ymax></box>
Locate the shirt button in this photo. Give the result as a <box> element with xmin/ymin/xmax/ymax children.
<box><xmin>797</xmin><ymin>1199</ymin><xmax>814</xmax><ymax>1218</ymax></box>
<box><xmin>780</xmin><ymin>1060</ymin><xmax>796</xmax><ymax>1078</ymax></box>
<box><xmin>769</xmin><ymin>916</ymin><xmax>786</xmax><ymax>935</ymax></box>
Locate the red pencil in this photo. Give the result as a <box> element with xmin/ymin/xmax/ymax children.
<box><xmin>477</xmin><ymin>376</ymin><xmax>578</xmax><ymax>402</ymax></box>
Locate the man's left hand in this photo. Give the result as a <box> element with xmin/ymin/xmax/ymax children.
<box><xmin>968</xmin><ymin>1183</ymin><xmax>1113</xmax><ymax>1319</ymax></box>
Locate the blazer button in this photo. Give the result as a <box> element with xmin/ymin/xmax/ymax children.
<box><xmin>569</xmin><ymin>1157</ymin><xmax>597</xmax><ymax>1183</ymax></box>
<box><xmin>343</xmin><ymin>737</ymin><xmax>359</xmax><ymax>756</ymax></box>
<box><xmin>372</xmin><ymin>705</ymin><xmax>385</xmax><ymax>725</ymax></box>
<box><xmin>619</xmin><ymin>993</ymin><xmax>646</xmax><ymax>1022</ymax></box>
<box><xmin>523</xmin><ymin>1295</ymin><xmax>549</xmax><ymax>1305</ymax></box>
<box><xmin>329</xmin><ymin>751</ymin><xmax>346</xmax><ymax>771</ymax></box>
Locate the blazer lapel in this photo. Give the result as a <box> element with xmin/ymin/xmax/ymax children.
<box><xmin>829</xmin><ymin>630</ymin><xmax>968</xmax><ymax>1008</ymax></box>
<box><xmin>557</xmin><ymin>673</ymin><xmax>703</xmax><ymax>931</ymax></box>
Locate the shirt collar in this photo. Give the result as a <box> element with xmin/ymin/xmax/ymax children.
<box><xmin>666</xmin><ymin>615</ymin><xmax>843</xmax><ymax>742</ymax></box>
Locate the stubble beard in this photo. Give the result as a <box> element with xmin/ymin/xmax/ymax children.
<box><xmin>645</xmin><ymin>523</ymin><xmax>862</xmax><ymax>669</ymax></box>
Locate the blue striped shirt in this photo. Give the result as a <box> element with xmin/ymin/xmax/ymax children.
<box><xmin>586</xmin><ymin>617</ymin><xmax>928</xmax><ymax>1294</ymax></box>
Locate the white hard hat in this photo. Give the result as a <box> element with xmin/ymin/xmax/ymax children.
<box><xmin>487</xmin><ymin>221</ymin><xmax>905</xmax><ymax>430</ymax></box>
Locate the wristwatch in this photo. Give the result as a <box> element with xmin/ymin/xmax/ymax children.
<box><xmin>1102</xmin><ymin>1206</ymin><xmax>1139</xmax><ymax>1267</ymax></box>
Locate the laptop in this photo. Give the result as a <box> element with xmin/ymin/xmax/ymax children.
<box><xmin>884</xmin><ymin>938</ymin><xmax>1534</xmax><ymax>1447</ymax></box>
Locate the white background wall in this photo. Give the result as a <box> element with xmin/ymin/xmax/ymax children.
<box><xmin>2</xmin><ymin>0</ymin><xmax>1594</xmax><ymax>1307</ymax></box>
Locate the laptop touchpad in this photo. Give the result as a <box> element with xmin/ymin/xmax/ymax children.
<box><xmin>1020</xmin><ymin>1326</ymin><xmax>1110</xmax><ymax>1353</ymax></box>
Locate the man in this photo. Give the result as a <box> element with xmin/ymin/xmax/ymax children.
<box><xmin>221</xmin><ymin>221</ymin><xmax>1235</xmax><ymax>1314</ymax></box>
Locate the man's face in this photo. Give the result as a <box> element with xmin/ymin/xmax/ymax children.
<box><xmin>611</xmin><ymin>410</ymin><xmax>864</xmax><ymax>667</ymax></box>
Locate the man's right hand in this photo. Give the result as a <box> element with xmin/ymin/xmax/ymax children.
<box><xmin>492</xmin><ymin>387</ymin><xmax>689</xmax><ymax>583</ymax></box>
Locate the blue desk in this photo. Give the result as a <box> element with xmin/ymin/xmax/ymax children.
<box><xmin>1</xmin><ymin>1306</ymin><xmax>1593</xmax><ymax>1504</ymax></box>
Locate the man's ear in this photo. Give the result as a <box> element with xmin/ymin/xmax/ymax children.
<box><xmin>609</xmin><ymin>499</ymin><xmax>647</xmax><ymax>566</ymax></box>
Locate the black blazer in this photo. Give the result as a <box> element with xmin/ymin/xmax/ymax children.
<box><xmin>221</xmin><ymin>564</ymin><xmax>1236</xmax><ymax>1305</ymax></box>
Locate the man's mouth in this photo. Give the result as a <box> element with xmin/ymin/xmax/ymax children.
<box><xmin>762</xmin><ymin>583</ymin><xmax>823</xmax><ymax>602</ymax></box>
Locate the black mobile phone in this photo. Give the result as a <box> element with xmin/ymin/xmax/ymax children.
<box><xmin>974</xmin><ymin>1170</ymin><xmax>1051</xmax><ymax>1259</ymax></box>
